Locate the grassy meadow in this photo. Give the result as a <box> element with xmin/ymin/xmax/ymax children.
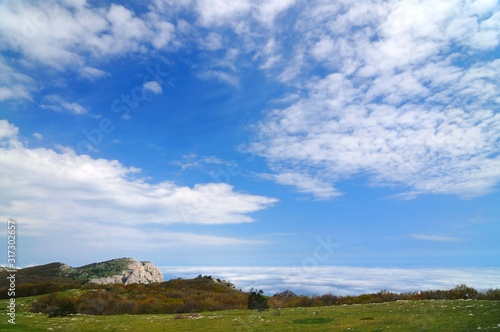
<box><xmin>1</xmin><ymin>296</ymin><xmax>499</xmax><ymax>331</ymax></box>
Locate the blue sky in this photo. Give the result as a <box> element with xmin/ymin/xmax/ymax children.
<box><xmin>1</xmin><ymin>0</ymin><xmax>499</xmax><ymax>293</ymax></box>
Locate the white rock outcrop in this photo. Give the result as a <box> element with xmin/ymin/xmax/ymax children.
<box><xmin>89</xmin><ymin>259</ymin><xmax>163</xmax><ymax>285</ymax></box>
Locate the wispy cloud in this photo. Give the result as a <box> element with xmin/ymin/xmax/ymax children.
<box><xmin>198</xmin><ymin>32</ymin><xmax>224</xmax><ymax>50</ymax></box>
<box><xmin>262</xmin><ymin>171</ymin><xmax>341</xmax><ymax>200</ymax></box>
<box><xmin>0</xmin><ymin>120</ymin><xmax>277</xmax><ymax>228</ymax></box>
<box><xmin>196</xmin><ymin>69</ymin><xmax>240</xmax><ymax>86</ymax></box>
<box><xmin>79</xmin><ymin>66</ymin><xmax>110</xmax><ymax>81</ymax></box>
<box><xmin>60</xmin><ymin>223</ymin><xmax>266</xmax><ymax>251</ymax></box>
<box><xmin>0</xmin><ymin>58</ymin><xmax>34</xmax><ymax>101</ymax></box>
<box><xmin>41</xmin><ymin>94</ymin><xmax>87</xmax><ymax>114</ymax></box>
<box><xmin>410</xmin><ymin>233</ymin><xmax>464</xmax><ymax>243</ymax></box>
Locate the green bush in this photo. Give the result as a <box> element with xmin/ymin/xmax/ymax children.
<box><xmin>248</xmin><ymin>289</ymin><xmax>269</xmax><ymax>311</ymax></box>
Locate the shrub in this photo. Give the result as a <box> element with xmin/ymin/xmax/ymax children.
<box><xmin>116</xmin><ymin>300</ymin><xmax>138</xmax><ymax>314</ymax></box>
<box><xmin>31</xmin><ymin>293</ymin><xmax>77</xmax><ymax>317</ymax></box>
<box><xmin>481</xmin><ymin>288</ymin><xmax>500</xmax><ymax>300</ymax></box>
<box><xmin>447</xmin><ymin>284</ymin><xmax>479</xmax><ymax>300</ymax></box>
<box><xmin>48</xmin><ymin>299</ymin><xmax>77</xmax><ymax>317</ymax></box>
<box><xmin>248</xmin><ymin>289</ymin><xmax>269</xmax><ymax>311</ymax></box>
<box><xmin>320</xmin><ymin>294</ymin><xmax>339</xmax><ymax>306</ymax></box>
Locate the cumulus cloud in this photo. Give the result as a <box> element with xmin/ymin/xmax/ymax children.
<box><xmin>143</xmin><ymin>81</ymin><xmax>163</xmax><ymax>95</ymax></box>
<box><xmin>0</xmin><ymin>120</ymin><xmax>277</xmax><ymax>254</ymax></box>
<box><xmin>0</xmin><ymin>1</ymin><xmax>176</xmax><ymax>66</ymax></box>
<box><xmin>0</xmin><ymin>120</ymin><xmax>277</xmax><ymax>227</ymax></box>
<box><xmin>41</xmin><ymin>94</ymin><xmax>87</xmax><ymax>114</ymax></box>
<box><xmin>195</xmin><ymin>0</ymin><xmax>252</xmax><ymax>27</ymax></box>
<box><xmin>0</xmin><ymin>0</ymin><xmax>176</xmax><ymax>100</ymax></box>
<box><xmin>0</xmin><ymin>120</ymin><xmax>18</xmax><ymax>142</ymax></box>
<box><xmin>248</xmin><ymin>0</ymin><xmax>500</xmax><ymax>199</ymax></box>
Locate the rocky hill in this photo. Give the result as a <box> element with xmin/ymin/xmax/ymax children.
<box><xmin>86</xmin><ymin>258</ymin><xmax>163</xmax><ymax>285</ymax></box>
<box><xmin>0</xmin><ymin>257</ymin><xmax>163</xmax><ymax>289</ymax></box>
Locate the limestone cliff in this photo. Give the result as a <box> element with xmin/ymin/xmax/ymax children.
<box><xmin>88</xmin><ymin>258</ymin><xmax>163</xmax><ymax>285</ymax></box>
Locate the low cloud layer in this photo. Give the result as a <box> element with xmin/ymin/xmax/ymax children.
<box><xmin>163</xmin><ymin>266</ymin><xmax>500</xmax><ymax>296</ymax></box>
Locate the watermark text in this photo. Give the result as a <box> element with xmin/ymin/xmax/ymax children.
<box><xmin>6</xmin><ymin>218</ymin><xmax>17</xmax><ymax>324</ymax></box>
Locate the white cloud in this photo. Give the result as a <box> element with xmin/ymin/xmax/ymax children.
<box><xmin>468</xmin><ymin>0</ymin><xmax>498</xmax><ymax>16</ymax></box>
<box><xmin>257</xmin><ymin>38</ymin><xmax>282</xmax><ymax>70</ymax></box>
<box><xmin>78</xmin><ymin>66</ymin><xmax>109</xmax><ymax>81</ymax></box>
<box><xmin>0</xmin><ymin>120</ymin><xmax>277</xmax><ymax>229</ymax></box>
<box><xmin>248</xmin><ymin>0</ymin><xmax>500</xmax><ymax>199</ymax></box>
<box><xmin>199</xmin><ymin>32</ymin><xmax>224</xmax><ymax>50</ymax></box>
<box><xmin>256</xmin><ymin>0</ymin><xmax>296</xmax><ymax>25</ymax></box>
<box><xmin>2</xmin><ymin>0</ymin><xmax>498</xmax><ymax>201</ymax></box>
<box><xmin>41</xmin><ymin>94</ymin><xmax>87</xmax><ymax>114</ymax></box>
<box><xmin>192</xmin><ymin>47</ymin><xmax>243</xmax><ymax>85</ymax></box>
<box><xmin>155</xmin><ymin>0</ymin><xmax>296</xmax><ymax>83</ymax></box>
<box><xmin>195</xmin><ymin>0</ymin><xmax>252</xmax><ymax>27</ymax></box>
<box><xmin>0</xmin><ymin>120</ymin><xmax>19</xmax><ymax>143</ymax></box>
<box><xmin>193</xmin><ymin>0</ymin><xmax>295</xmax><ymax>27</ymax></box>
<box><xmin>33</xmin><ymin>132</ymin><xmax>43</xmax><ymax>140</ymax></box>
<box><xmin>196</xmin><ymin>69</ymin><xmax>240</xmax><ymax>86</ymax></box>
<box><xmin>0</xmin><ymin>0</ymin><xmax>177</xmax><ymax>99</ymax></box>
<box><xmin>264</xmin><ymin>171</ymin><xmax>340</xmax><ymax>200</ymax></box>
<box><xmin>410</xmin><ymin>233</ymin><xmax>464</xmax><ymax>243</ymax></box>
<box><xmin>0</xmin><ymin>58</ymin><xmax>34</xmax><ymax>101</ymax></box>
<box><xmin>143</xmin><ymin>81</ymin><xmax>163</xmax><ymax>95</ymax></box>
<box><xmin>163</xmin><ymin>266</ymin><xmax>500</xmax><ymax>295</ymax></box>
<box><xmin>311</xmin><ymin>37</ymin><xmax>335</xmax><ymax>60</ymax></box>
<box><xmin>0</xmin><ymin>0</ymin><xmax>287</xmax><ymax>102</ymax></box>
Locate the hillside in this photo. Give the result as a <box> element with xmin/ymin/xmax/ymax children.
<box><xmin>31</xmin><ymin>274</ymin><xmax>246</xmax><ymax>316</ymax></box>
<box><xmin>0</xmin><ymin>258</ymin><xmax>162</xmax><ymax>297</ymax></box>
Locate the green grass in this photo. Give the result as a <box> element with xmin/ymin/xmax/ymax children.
<box><xmin>1</xmin><ymin>297</ymin><xmax>499</xmax><ymax>331</ymax></box>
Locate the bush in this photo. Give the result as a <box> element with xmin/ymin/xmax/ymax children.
<box><xmin>248</xmin><ymin>289</ymin><xmax>269</xmax><ymax>311</ymax></box>
<box><xmin>447</xmin><ymin>284</ymin><xmax>479</xmax><ymax>300</ymax></box>
<box><xmin>49</xmin><ymin>299</ymin><xmax>76</xmax><ymax>317</ymax></box>
<box><xmin>320</xmin><ymin>294</ymin><xmax>339</xmax><ymax>306</ymax></box>
<box><xmin>481</xmin><ymin>288</ymin><xmax>500</xmax><ymax>300</ymax></box>
<box><xmin>31</xmin><ymin>293</ymin><xmax>77</xmax><ymax>317</ymax></box>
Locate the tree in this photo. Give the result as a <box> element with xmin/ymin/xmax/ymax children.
<box><xmin>248</xmin><ymin>289</ymin><xmax>269</xmax><ymax>311</ymax></box>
